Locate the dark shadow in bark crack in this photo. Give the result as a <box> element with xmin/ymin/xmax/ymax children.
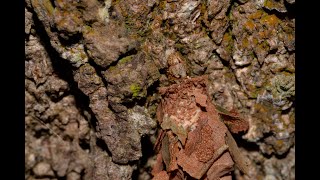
<box><xmin>30</xmin><ymin>7</ymin><xmax>101</xmax><ymax>152</ymax></box>
<box><xmin>132</xmin><ymin>135</ymin><xmax>156</xmax><ymax>180</ymax></box>
<box><xmin>96</xmin><ymin>138</ymin><xmax>113</xmax><ymax>157</ymax></box>
<box><xmin>87</xmin><ymin>58</ymin><xmax>110</xmax><ymax>88</ymax></box>
<box><xmin>57</xmin><ymin>32</ymin><xmax>83</xmax><ymax>47</ymax></box>
<box><xmin>262</xmin><ymin>1</ymin><xmax>295</xmax><ymax>20</ymax></box>
<box><xmin>232</xmin><ymin>132</ymin><xmax>260</xmax><ymax>153</ymax></box>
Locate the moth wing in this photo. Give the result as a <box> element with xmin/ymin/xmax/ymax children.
<box><xmin>215</xmin><ymin>104</ymin><xmax>249</xmax><ymax>134</ymax></box>
<box><xmin>225</xmin><ymin>130</ymin><xmax>250</xmax><ymax>175</ymax></box>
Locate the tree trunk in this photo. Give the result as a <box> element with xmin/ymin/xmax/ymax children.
<box><xmin>25</xmin><ymin>0</ymin><xmax>295</xmax><ymax>179</ymax></box>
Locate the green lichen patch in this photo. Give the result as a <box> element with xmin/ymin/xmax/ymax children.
<box><xmin>260</xmin><ymin>14</ymin><xmax>280</xmax><ymax>28</ymax></box>
<box><xmin>43</xmin><ymin>0</ymin><xmax>54</xmax><ymax>16</ymax></box>
<box><xmin>257</xmin><ymin>40</ymin><xmax>270</xmax><ymax>51</ymax></box>
<box><xmin>271</xmin><ymin>74</ymin><xmax>295</xmax><ymax>98</ymax></box>
<box><xmin>241</xmin><ymin>38</ymin><xmax>250</xmax><ymax>48</ymax></box>
<box><xmin>248</xmin><ymin>10</ymin><xmax>264</xmax><ymax>20</ymax></box>
<box><xmin>119</xmin><ymin>55</ymin><xmax>134</xmax><ymax>64</ymax></box>
<box><xmin>245</xmin><ymin>20</ymin><xmax>256</xmax><ymax>31</ymax></box>
<box><xmin>247</xmin><ymin>85</ymin><xmax>263</xmax><ymax>99</ymax></box>
<box><xmin>263</xmin><ymin>0</ymin><xmax>287</xmax><ymax>12</ymax></box>
<box><xmin>222</xmin><ymin>32</ymin><xmax>234</xmax><ymax>53</ymax></box>
<box><xmin>130</xmin><ymin>83</ymin><xmax>142</xmax><ymax>97</ymax></box>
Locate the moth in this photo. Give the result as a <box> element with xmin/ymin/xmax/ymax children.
<box><xmin>152</xmin><ymin>76</ymin><xmax>250</xmax><ymax>180</ymax></box>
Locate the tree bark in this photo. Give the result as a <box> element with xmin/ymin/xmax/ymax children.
<box><xmin>25</xmin><ymin>0</ymin><xmax>295</xmax><ymax>179</ymax></box>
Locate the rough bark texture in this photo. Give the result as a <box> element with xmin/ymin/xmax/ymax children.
<box><xmin>25</xmin><ymin>0</ymin><xmax>295</xmax><ymax>179</ymax></box>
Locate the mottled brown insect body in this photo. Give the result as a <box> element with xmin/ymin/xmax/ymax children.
<box><xmin>152</xmin><ymin>76</ymin><xmax>250</xmax><ymax>180</ymax></box>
